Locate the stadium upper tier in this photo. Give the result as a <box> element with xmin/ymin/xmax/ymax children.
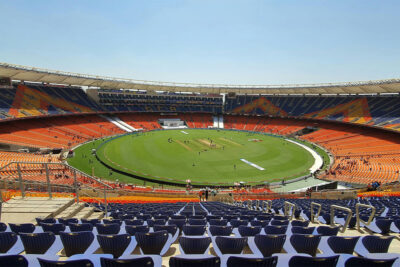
<box><xmin>1</xmin><ymin>62</ymin><xmax>400</xmax><ymax>94</ymax></box>
<box><xmin>0</xmin><ymin>83</ymin><xmax>400</xmax><ymax>132</ymax></box>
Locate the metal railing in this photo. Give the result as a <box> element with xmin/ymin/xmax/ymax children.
<box><xmin>356</xmin><ymin>203</ymin><xmax>376</xmax><ymax>231</ymax></box>
<box><xmin>262</xmin><ymin>200</ymin><xmax>272</xmax><ymax>213</ymax></box>
<box><xmin>310</xmin><ymin>202</ymin><xmax>322</xmax><ymax>223</ymax></box>
<box><xmin>0</xmin><ymin>161</ymin><xmax>113</xmax><ymax>218</ymax></box>
<box><xmin>284</xmin><ymin>201</ymin><xmax>296</xmax><ymax>220</ymax></box>
<box><xmin>330</xmin><ymin>205</ymin><xmax>352</xmax><ymax>233</ymax></box>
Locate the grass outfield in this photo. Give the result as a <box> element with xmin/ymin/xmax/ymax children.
<box><xmin>86</xmin><ymin>129</ymin><xmax>320</xmax><ymax>186</ymax></box>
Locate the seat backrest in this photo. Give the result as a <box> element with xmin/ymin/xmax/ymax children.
<box><xmin>215</xmin><ymin>236</ymin><xmax>247</xmax><ymax>254</ymax></box>
<box><xmin>0</xmin><ymin>255</ymin><xmax>28</xmax><ymax>267</ymax></box>
<box><xmin>0</xmin><ymin>232</ymin><xmax>18</xmax><ymax>253</ymax></box>
<box><xmin>9</xmin><ymin>223</ymin><xmax>35</xmax><ymax>234</ymax></box>
<box><xmin>60</xmin><ymin>231</ymin><xmax>95</xmax><ymax>257</ymax></box>
<box><xmin>169</xmin><ymin>256</ymin><xmax>220</xmax><ymax>267</ymax></box>
<box><xmin>20</xmin><ymin>232</ymin><xmax>56</xmax><ymax>254</ymax></box>
<box><xmin>375</xmin><ymin>219</ymin><xmax>393</xmax><ymax>234</ymax></box>
<box><xmin>345</xmin><ymin>256</ymin><xmax>397</xmax><ymax>267</ymax></box>
<box><xmin>238</xmin><ymin>226</ymin><xmax>262</xmax><ymax>237</ymax></box>
<box><xmin>179</xmin><ymin>236</ymin><xmax>211</xmax><ymax>254</ymax></box>
<box><xmin>188</xmin><ymin>219</ymin><xmax>207</xmax><ymax>226</ymax></box>
<box><xmin>168</xmin><ymin>219</ymin><xmax>186</xmax><ymax>230</ymax></box>
<box><xmin>227</xmin><ymin>256</ymin><xmax>278</xmax><ymax>267</ymax></box>
<box><xmin>291</xmin><ymin>226</ymin><xmax>315</xmax><ymax>235</ymax></box>
<box><xmin>327</xmin><ymin>236</ymin><xmax>360</xmax><ymax>254</ymax></box>
<box><xmin>270</xmin><ymin>220</ymin><xmax>289</xmax><ymax>226</ymax></box>
<box><xmin>154</xmin><ymin>225</ymin><xmax>178</xmax><ymax>236</ymax></box>
<box><xmin>254</xmin><ymin>234</ymin><xmax>286</xmax><ymax>257</ymax></box>
<box><xmin>135</xmin><ymin>230</ymin><xmax>169</xmax><ymax>255</ymax></box>
<box><xmin>124</xmin><ymin>219</ymin><xmax>144</xmax><ymax>226</ymax></box>
<box><xmin>209</xmin><ymin>226</ymin><xmax>233</xmax><ymax>236</ymax></box>
<box><xmin>97</xmin><ymin>234</ymin><xmax>131</xmax><ymax>258</ymax></box>
<box><xmin>209</xmin><ymin>219</ymin><xmax>228</xmax><ymax>226</ymax></box>
<box><xmin>69</xmin><ymin>223</ymin><xmax>93</xmax><ymax>232</ymax></box>
<box><xmin>289</xmin><ymin>234</ymin><xmax>321</xmax><ymax>256</ymax></box>
<box><xmin>96</xmin><ymin>223</ymin><xmax>120</xmax><ymax>235</ymax></box>
<box><xmin>289</xmin><ymin>255</ymin><xmax>339</xmax><ymax>267</ymax></box>
<box><xmin>40</xmin><ymin>223</ymin><xmax>66</xmax><ymax>235</ymax></box>
<box><xmin>264</xmin><ymin>226</ymin><xmax>287</xmax><ymax>235</ymax></box>
<box><xmin>316</xmin><ymin>226</ymin><xmax>340</xmax><ymax>236</ymax></box>
<box><xmin>182</xmin><ymin>225</ymin><xmax>206</xmax><ymax>236</ymax></box>
<box><xmin>291</xmin><ymin>220</ymin><xmax>310</xmax><ymax>227</ymax></box>
<box><xmin>100</xmin><ymin>257</ymin><xmax>154</xmax><ymax>267</ymax></box>
<box><xmin>230</xmin><ymin>219</ymin><xmax>248</xmax><ymax>228</ymax></box>
<box><xmin>38</xmin><ymin>258</ymin><xmax>94</xmax><ymax>267</ymax></box>
<box><xmin>125</xmin><ymin>225</ymin><xmax>150</xmax><ymax>236</ymax></box>
<box><xmin>58</xmin><ymin>218</ymin><xmax>78</xmax><ymax>225</ymax></box>
<box><xmin>362</xmin><ymin>235</ymin><xmax>395</xmax><ymax>253</ymax></box>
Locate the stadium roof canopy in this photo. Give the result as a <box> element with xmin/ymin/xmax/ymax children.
<box><xmin>1</xmin><ymin>62</ymin><xmax>400</xmax><ymax>95</ymax></box>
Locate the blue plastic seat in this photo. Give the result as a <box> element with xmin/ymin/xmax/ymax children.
<box><xmin>215</xmin><ymin>236</ymin><xmax>247</xmax><ymax>254</ymax></box>
<box><xmin>168</xmin><ymin>219</ymin><xmax>186</xmax><ymax>231</ymax></box>
<box><xmin>146</xmin><ymin>219</ymin><xmax>166</xmax><ymax>227</ymax></box>
<box><xmin>125</xmin><ymin>225</ymin><xmax>150</xmax><ymax>236</ymax></box>
<box><xmin>40</xmin><ymin>223</ymin><xmax>66</xmax><ymax>235</ymax></box>
<box><xmin>69</xmin><ymin>223</ymin><xmax>93</xmax><ymax>232</ymax></box>
<box><xmin>326</xmin><ymin>236</ymin><xmax>360</xmax><ymax>254</ymax></box>
<box><xmin>209</xmin><ymin>226</ymin><xmax>233</xmax><ymax>236</ymax></box>
<box><xmin>179</xmin><ymin>236</ymin><xmax>211</xmax><ymax>254</ymax></box>
<box><xmin>250</xmin><ymin>220</ymin><xmax>269</xmax><ymax>227</ymax></box>
<box><xmin>36</xmin><ymin>218</ymin><xmax>57</xmax><ymax>225</ymax></box>
<box><xmin>316</xmin><ymin>226</ymin><xmax>340</xmax><ymax>236</ymax></box>
<box><xmin>289</xmin><ymin>234</ymin><xmax>321</xmax><ymax>256</ymax></box>
<box><xmin>238</xmin><ymin>226</ymin><xmax>261</xmax><ymax>237</ymax></box>
<box><xmin>100</xmin><ymin>256</ymin><xmax>154</xmax><ymax>267</ymax></box>
<box><xmin>97</xmin><ymin>234</ymin><xmax>132</xmax><ymax>258</ymax></box>
<box><xmin>81</xmin><ymin>219</ymin><xmax>101</xmax><ymax>226</ymax></box>
<box><xmin>291</xmin><ymin>226</ymin><xmax>315</xmax><ymax>235</ymax></box>
<box><xmin>153</xmin><ymin>225</ymin><xmax>178</xmax><ymax>236</ymax></box>
<box><xmin>96</xmin><ymin>223</ymin><xmax>120</xmax><ymax>235</ymax></box>
<box><xmin>230</xmin><ymin>219</ymin><xmax>248</xmax><ymax>228</ymax></box>
<box><xmin>103</xmin><ymin>219</ymin><xmax>122</xmax><ymax>225</ymax></box>
<box><xmin>210</xmin><ymin>219</ymin><xmax>228</xmax><ymax>226</ymax></box>
<box><xmin>135</xmin><ymin>230</ymin><xmax>169</xmax><ymax>255</ymax></box>
<box><xmin>253</xmin><ymin>234</ymin><xmax>286</xmax><ymax>257</ymax></box>
<box><xmin>0</xmin><ymin>255</ymin><xmax>28</xmax><ymax>267</ymax></box>
<box><xmin>38</xmin><ymin>258</ymin><xmax>94</xmax><ymax>267</ymax></box>
<box><xmin>227</xmin><ymin>256</ymin><xmax>278</xmax><ymax>267</ymax></box>
<box><xmin>264</xmin><ymin>226</ymin><xmax>287</xmax><ymax>235</ymax></box>
<box><xmin>288</xmin><ymin>255</ymin><xmax>339</xmax><ymax>267</ymax></box>
<box><xmin>291</xmin><ymin>220</ymin><xmax>310</xmax><ymax>227</ymax></box>
<box><xmin>182</xmin><ymin>225</ymin><xmax>206</xmax><ymax>236</ymax></box>
<box><xmin>124</xmin><ymin>219</ymin><xmax>144</xmax><ymax>226</ymax></box>
<box><xmin>59</xmin><ymin>231</ymin><xmax>95</xmax><ymax>256</ymax></box>
<box><xmin>58</xmin><ymin>218</ymin><xmax>79</xmax><ymax>226</ymax></box>
<box><xmin>169</xmin><ymin>256</ymin><xmax>220</xmax><ymax>267</ymax></box>
<box><xmin>20</xmin><ymin>232</ymin><xmax>58</xmax><ymax>254</ymax></box>
<box><xmin>344</xmin><ymin>256</ymin><xmax>397</xmax><ymax>267</ymax></box>
<box><xmin>357</xmin><ymin>236</ymin><xmax>395</xmax><ymax>255</ymax></box>
<box><xmin>188</xmin><ymin>219</ymin><xmax>207</xmax><ymax>226</ymax></box>
<box><xmin>9</xmin><ymin>223</ymin><xmax>35</xmax><ymax>234</ymax></box>
<box><xmin>375</xmin><ymin>219</ymin><xmax>393</xmax><ymax>234</ymax></box>
<box><xmin>0</xmin><ymin>232</ymin><xmax>19</xmax><ymax>253</ymax></box>
<box><xmin>270</xmin><ymin>220</ymin><xmax>289</xmax><ymax>226</ymax></box>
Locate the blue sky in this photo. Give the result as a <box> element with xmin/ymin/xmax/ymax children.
<box><xmin>1</xmin><ymin>0</ymin><xmax>399</xmax><ymax>85</ymax></box>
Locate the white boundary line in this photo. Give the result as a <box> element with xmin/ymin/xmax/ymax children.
<box><xmin>181</xmin><ymin>131</ymin><xmax>189</xmax><ymax>134</ymax></box>
<box><xmin>285</xmin><ymin>139</ymin><xmax>323</xmax><ymax>173</ymax></box>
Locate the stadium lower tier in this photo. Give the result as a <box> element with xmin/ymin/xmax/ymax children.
<box><xmin>0</xmin><ymin>200</ymin><xmax>399</xmax><ymax>266</ymax></box>
<box><xmin>0</xmin><ymin>113</ymin><xmax>399</xmax><ymax>186</ymax></box>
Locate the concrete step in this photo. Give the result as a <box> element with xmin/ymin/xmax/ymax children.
<box><xmin>86</xmin><ymin>210</ymin><xmax>105</xmax><ymax>220</ymax></box>
<box><xmin>56</xmin><ymin>203</ymin><xmax>85</xmax><ymax>219</ymax></box>
<box><xmin>1</xmin><ymin>197</ymin><xmax>75</xmax><ymax>224</ymax></box>
<box><xmin>74</xmin><ymin>207</ymin><xmax>94</xmax><ymax>220</ymax></box>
